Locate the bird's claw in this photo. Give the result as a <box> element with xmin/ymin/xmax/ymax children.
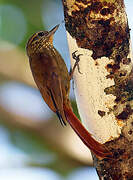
<box><xmin>72</xmin><ymin>50</ymin><xmax>83</xmax><ymax>74</ymax></box>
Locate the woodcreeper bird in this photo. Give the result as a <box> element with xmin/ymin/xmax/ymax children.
<box><xmin>26</xmin><ymin>24</ymin><xmax>112</xmax><ymax>159</ymax></box>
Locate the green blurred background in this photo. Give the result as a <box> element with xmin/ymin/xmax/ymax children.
<box><xmin>0</xmin><ymin>0</ymin><xmax>132</xmax><ymax>179</ymax></box>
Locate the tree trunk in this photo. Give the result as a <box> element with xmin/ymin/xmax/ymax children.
<box><xmin>62</xmin><ymin>0</ymin><xmax>133</xmax><ymax>179</ymax></box>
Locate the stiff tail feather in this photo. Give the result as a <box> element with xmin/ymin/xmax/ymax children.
<box><xmin>63</xmin><ymin>105</ymin><xmax>112</xmax><ymax>159</ymax></box>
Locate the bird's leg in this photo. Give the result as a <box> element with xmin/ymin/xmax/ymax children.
<box><xmin>69</xmin><ymin>50</ymin><xmax>83</xmax><ymax>80</ymax></box>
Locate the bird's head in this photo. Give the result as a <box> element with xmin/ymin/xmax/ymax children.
<box><xmin>26</xmin><ymin>24</ymin><xmax>59</xmax><ymax>56</ymax></box>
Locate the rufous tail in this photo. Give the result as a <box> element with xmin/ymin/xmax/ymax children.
<box><xmin>63</xmin><ymin>105</ymin><xmax>112</xmax><ymax>159</ymax></box>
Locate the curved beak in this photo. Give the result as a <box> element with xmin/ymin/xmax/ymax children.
<box><xmin>47</xmin><ymin>24</ymin><xmax>60</xmax><ymax>37</ymax></box>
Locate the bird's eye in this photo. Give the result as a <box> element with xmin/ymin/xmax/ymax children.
<box><xmin>38</xmin><ymin>32</ymin><xmax>45</xmax><ymax>37</ymax></box>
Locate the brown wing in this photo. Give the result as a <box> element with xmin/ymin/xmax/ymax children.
<box><xmin>29</xmin><ymin>53</ymin><xmax>67</xmax><ymax>125</ymax></box>
<box><xmin>46</xmin><ymin>70</ymin><xmax>67</xmax><ymax>125</ymax></box>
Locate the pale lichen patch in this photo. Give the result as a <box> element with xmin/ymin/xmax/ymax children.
<box><xmin>66</xmin><ymin>0</ymin><xmax>75</xmax><ymax>16</ymax></box>
<box><xmin>67</xmin><ymin>32</ymin><xmax>124</xmax><ymax>143</ymax></box>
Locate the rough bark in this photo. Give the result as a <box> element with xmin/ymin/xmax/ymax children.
<box><xmin>62</xmin><ymin>0</ymin><xmax>133</xmax><ymax>179</ymax></box>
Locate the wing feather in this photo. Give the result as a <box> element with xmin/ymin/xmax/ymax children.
<box><xmin>29</xmin><ymin>53</ymin><xmax>67</xmax><ymax>125</ymax></box>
